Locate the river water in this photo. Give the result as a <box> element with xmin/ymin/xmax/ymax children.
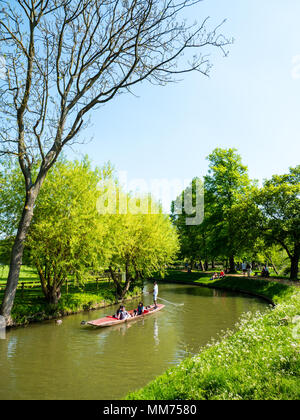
<box><xmin>0</xmin><ymin>282</ymin><xmax>268</xmax><ymax>400</ymax></box>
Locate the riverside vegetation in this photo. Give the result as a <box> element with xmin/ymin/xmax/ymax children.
<box><xmin>127</xmin><ymin>271</ymin><xmax>300</xmax><ymax>400</ymax></box>
<box><xmin>0</xmin><ymin>158</ymin><xmax>179</xmax><ymax>326</ymax></box>
<box><xmin>0</xmin><ymin>265</ymin><xmax>142</xmax><ymax>326</ymax></box>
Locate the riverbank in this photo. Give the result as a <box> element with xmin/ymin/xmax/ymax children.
<box><xmin>0</xmin><ymin>266</ymin><xmax>142</xmax><ymax>327</ymax></box>
<box><xmin>155</xmin><ymin>270</ymin><xmax>296</xmax><ymax>305</ymax></box>
<box><xmin>127</xmin><ymin>270</ymin><xmax>300</xmax><ymax>400</ymax></box>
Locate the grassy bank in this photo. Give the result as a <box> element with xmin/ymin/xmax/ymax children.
<box><xmin>157</xmin><ymin>270</ymin><xmax>295</xmax><ymax>304</ymax></box>
<box><xmin>127</xmin><ymin>270</ymin><xmax>300</xmax><ymax>400</ymax></box>
<box><xmin>0</xmin><ymin>265</ymin><xmax>142</xmax><ymax>326</ymax></box>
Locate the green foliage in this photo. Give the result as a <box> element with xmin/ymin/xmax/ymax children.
<box><xmin>204</xmin><ymin>148</ymin><xmax>253</xmax><ymax>268</ymax></box>
<box><xmin>127</xmin><ymin>272</ymin><xmax>300</xmax><ymax>400</ymax></box>
<box><xmin>100</xmin><ymin>189</ymin><xmax>179</xmax><ymax>297</ymax></box>
<box><xmin>26</xmin><ymin>158</ymin><xmax>113</xmax><ymax>303</ymax></box>
<box><xmin>172</xmin><ymin>150</ymin><xmax>299</xmax><ymax>280</ymax></box>
<box><xmin>253</xmin><ymin>166</ymin><xmax>300</xmax><ymax>279</ymax></box>
<box><xmin>171</xmin><ymin>178</ymin><xmax>208</xmax><ymax>265</ymax></box>
<box><xmin>0</xmin><ymin>158</ymin><xmax>26</xmax><ymax>236</ymax></box>
<box><xmin>0</xmin><ymin>156</ymin><xmax>179</xmax><ymax>306</ymax></box>
<box><xmin>172</xmin><ymin>149</ymin><xmax>254</xmax><ymax>269</ymax></box>
<box><xmin>0</xmin><ymin>265</ymin><xmax>142</xmax><ymax>325</ymax></box>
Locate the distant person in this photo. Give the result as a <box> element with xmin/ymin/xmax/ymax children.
<box><xmin>210</xmin><ymin>272</ymin><xmax>218</xmax><ymax>280</ymax></box>
<box><xmin>219</xmin><ymin>270</ymin><xmax>225</xmax><ymax>278</ymax></box>
<box><xmin>261</xmin><ymin>265</ymin><xmax>270</xmax><ymax>278</ymax></box>
<box><xmin>242</xmin><ymin>262</ymin><xmax>247</xmax><ymax>276</ymax></box>
<box><xmin>246</xmin><ymin>263</ymin><xmax>251</xmax><ymax>277</ymax></box>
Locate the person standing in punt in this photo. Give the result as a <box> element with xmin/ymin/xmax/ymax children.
<box><xmin>153</xmin><ymin>281</ymin><xmax>158</xmax><ymax>308</ymax></box>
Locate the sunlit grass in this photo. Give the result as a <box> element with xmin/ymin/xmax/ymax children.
<box><xmin>126</xmin><ymin>270</ymin><xmax>300</xmax><ymax>400</ymax></box>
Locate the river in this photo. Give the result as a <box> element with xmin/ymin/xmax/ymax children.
<box><xmin>0</xmin><ymin>282</ymin><xmax>268</xmax><ymax>400</ymax></box>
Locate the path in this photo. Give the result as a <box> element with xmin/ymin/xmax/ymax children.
<box><xmin>229</xmin><ymin>273</ymin><xmax>300</xmax><ymax>288</ymax></box>
<box><xmin>180</xmin><ymin>269</ymin><xmax>300</xmax><ymax>288</ymax></box>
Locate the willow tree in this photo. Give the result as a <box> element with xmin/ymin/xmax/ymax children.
<box><xmin>0</xmin><ymin>0</ymin><xmax>231</xmax><ymax>323</ymax></box>
<box><xmin>102</xmin><ymin>194</ymin><xmax>179</xmax><ymax>299</ymax></box>
<box><xmin>27</xmin><ymin>158</ymin><xmax>113</xmax><ymax>304</ymax></box>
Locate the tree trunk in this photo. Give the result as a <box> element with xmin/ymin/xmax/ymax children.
<box><xmin>265</xmin><ymin>254</ymin><xmax>278</xmax><ymax>275</ymax></box>
<box><xmin>109</xmin><ymin>267</ymin><xmax>123</xmax><ymax>299</ymax></box>
<box><xmin>0</xmin><ymin>189</ymin><xmax>38</xmax><ymax>325</ymax></box>
<box><xmin>121</xmin><ymin>261</ymin><xmax>131</xmax><ymax>298</ymax></box>
<box><xmin>229</xmin><ymin>255</ymin><xmax>235</xmax><ymax>273</ymax></box>
<box><xmin>45</xmin><ymin>286</ymin><xmax>61</xmax><ymax>305</ymax></box>
<box><xmin>121</xmin><ymin>278</ymin><xmax>131</xmax><ymax>298</ymax></box>
<box><xmin>204</xmin><ymin>260</ymin><xmax>208</xmax><ymax>271</ymax></box>
<box><xmin>290</xmin><ymin>245</ymin><xmax>299</xmax><ymax>281</ymax></box>
<box><xmin>199</xmin><ymin>260</ymin><xmax>204</xmax><ymax>271</ymax></box>
<box><xmin>211</xmin><ymin>260</ymin><xmax>215</xmax><ymax>270</ymax></box>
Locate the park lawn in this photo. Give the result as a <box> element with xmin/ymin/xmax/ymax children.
<box><xmin>127</xmin><ymin>270</ymin><xmax>300</xmax><ymax>400</ymax></box>
<box><xmin>0</xmin><ymin>265</ymin><xmax>39</xmax><ymax>286</ymax></box>
<box><xmin>0</xmin><ymin>265</ymin><xmax>141</xmax><ymax>326</ymax></box>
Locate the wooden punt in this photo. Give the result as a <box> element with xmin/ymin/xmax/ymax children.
<box><xmin>83</xmin><ymin>304</ymin><xmax>165</xmax><ymax>328</ymax></box>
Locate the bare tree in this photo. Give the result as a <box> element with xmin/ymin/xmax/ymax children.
<box><xmin>0</xmin><ymin>0</ymin><xmax>231</xmax><ymax>324</ymax></box>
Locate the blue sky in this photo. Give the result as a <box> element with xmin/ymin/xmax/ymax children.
<box><xmin>68</xmin><ymin>0</ymin><xmax>300</xmax><ymax>208</ymax></box>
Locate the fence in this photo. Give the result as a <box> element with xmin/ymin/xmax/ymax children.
<box><xmin>0</xmin><ymin>272</ymin><xmax>116</xmax><ymax>298</ymax></box>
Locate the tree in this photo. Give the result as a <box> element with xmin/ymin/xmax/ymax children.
<box><xmin>204</xmin><ymin>148</ymin><xmax>252</xmax><ymax>272</ymax></box>
<box><xmin>27</xmin><ymin>158</ymin><xmax>113</xmax><ymax>304</ymax></box>
<box><xmin>254</xmin><ymin>166</ymin><xmax>300</xmax><ymax>280</ymax></box>
<box><xmin>171</xmin><ymin>178</ymin><xmax>210</xmax><ymax>269</ymax></box>
<box><xmin>0</xmin><ymin>0</ymin><xmax>232</xmax><ymax>323</ymax></box>
<box><xmin>0</xmin><ymin>157</ymin><xmax>113</xmax><ymax>304</ymax></box>
<box><xmin>102</xmin><ymin>192</ymin><xmax>179</xmax><ymax>298</ymax></box>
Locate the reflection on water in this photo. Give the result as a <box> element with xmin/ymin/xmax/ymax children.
<box><xmin>0</xmin><ymin>282</ymin><xmax>267</xmax><ymax>400</ymax></box>
<box><xmin>153</xmin><ymin>319</ymin><xmax>159</xmax><ymax>347</ymax></box>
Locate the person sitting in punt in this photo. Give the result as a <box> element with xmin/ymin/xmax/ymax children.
<box><xmin>114</xmin><ymin>305</ymin><xmax>122</xmax><ymax>319</ymax></box>
<box><xmin>137</xmin><ymin>302</ymin><xmax>144</xmax><ymax>316</ymax></box>
<box><xmin>114</xmin><ymin>305</ymin><xmax>130</xmax><ymax>320</ymax></box>
<box><xmin>133</xmin><ymin>302</ymin><xmax>145</xmax><ymax>317</ymax></box>
<box><xmin>119</xmin><ymin>306</ymin><xmax>131</xmax><ymax>320</ymax></box>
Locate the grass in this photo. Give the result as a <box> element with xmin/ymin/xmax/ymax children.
<box><xmin>0</xmin><ymin>265</ymin><xmax>142</xmax><ymax>326</ymax></box>
<box><xmin>0</xmin><ymin>264</ymin><xmax>39</xmax><ymax>286</ymax></box>
<box><xmin>160</xmin><ymin>270</ymin><xmax>295</xmax><ymax>304</ymax></box>
<box><xmin>126</xmin><ymin>270</ymin><xmax>300</xmax><ymax>400</ymax></box>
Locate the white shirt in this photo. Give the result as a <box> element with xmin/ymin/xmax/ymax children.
<box><xmin>153</xmin><ymin>284</ymin><xmax>158</xmax><ymax>295</ymax></box>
